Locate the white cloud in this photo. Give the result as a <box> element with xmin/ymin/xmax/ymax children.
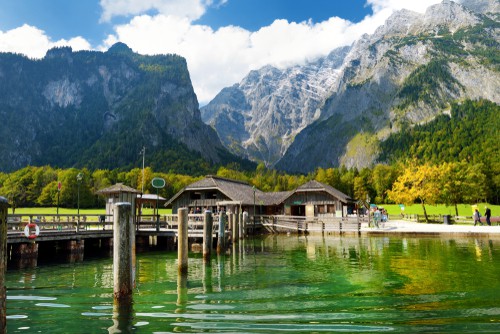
<box><xmin>101</xmin><ymin>12</ymin><xmax>393</xmax><ymax>104</ymax></box>
<box><xmin>99</xmin><ymin>0</ymin><xmax>209</xmax><ymax>22</ymax></box>
<box><xmin>0</xmin><ymin>24</ymin><xmax>91</xmax><ymax>59</ymax></box>
<box><xmin>0</xmin><ymin>0</ymin><xmax>451</xmax><ymax>104</ymax></box>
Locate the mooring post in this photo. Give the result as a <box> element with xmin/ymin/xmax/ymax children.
<box><xmin>217</xmin><ymin>212</ymin><xmax>226</xmax><ymax>254</ymax></box>
<box><xmin>203</xmin><ymin>210</ymin><xmax>213</xmax><ymax>263</ymax></box>
<box><xmin>0</xmin><ymin>196</ymin><xmax>9</xmax><ymax>332</ymax></box>
<box><xmin>178</xmin><ymin>208</ymin><xmax>188</xmax><ymax>274</ymax></box>
<box><xmin>239</xmin><ymin>212</ymin><xmax>244</xmax><ymax>240</ymax></box>
<box><xmin>113</xmin><ymin>202</ymin><xmax>133</xmax><ymax>302</ymax></box>
<box><xmin>228</xmin><ymin>213</ymin><xmax>234</xmax><ymax>244</ymax></box>
<box><xmin>233</xmin><ymin>213</ymin><xmax>239</xmax><ymax>243</ymax></box>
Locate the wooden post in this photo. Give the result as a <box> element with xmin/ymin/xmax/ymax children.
<box><xmin>217</xmin><ymin>212</ymin><xmax>226</xmax><ymax>254</ymax></box>
<box><xmin>203</xmin><ymin>210</ymin><xmax>213</xmax><ymax>263</ymax></box>
<box><xmin>0</xmin><ymin>196</ymin><xmax>9</xmax><ymax>332</ymax></box>
<box><xmin>233</xmin><ymin>213</ymin><xmax>239</xmax><ymax>243</ymax></box>
<box><xmin>113</xmin><ymin>202</ymin><xmax>133</xmax><ymax>302</ymax></box>
<box><xmin>228</xmin><ymin>213</ymin><xmax>234</xmax><ymax>244</ymax></box>
<box><xmin>178</xmin><ymin>208</ymin><xmax>188</xmax><ymax>274</ymax></box>
<box><xmin>239</xmin><ymin>212</ymin><xmax>243</xmax><ymax>240</ymax></box>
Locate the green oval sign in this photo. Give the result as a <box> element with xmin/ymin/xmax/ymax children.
<box><xmin>151</xmin><ymin>177</ymin><xmax>166</xmax><ymax>189</ymax></box>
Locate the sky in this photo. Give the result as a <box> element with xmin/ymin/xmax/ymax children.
<box><xmin>0</xmin><ymin>0</ymin><xmax>445</xmax><ymax>105</ymax></box>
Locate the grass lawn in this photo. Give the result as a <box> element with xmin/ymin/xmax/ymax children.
<box><xmin>10</xmin><ymin>204</ymin><xmax>498</xmax><ymax>217</ymax></box>
<box><xmin>12</xmin><ymin>207</ymin><xmax>172</xmax><ymax>215</ymax></box>
<box><xmin>379</xmin><ymin>203</ymin><xmax>499</xmax><ymax>217</ymax></box>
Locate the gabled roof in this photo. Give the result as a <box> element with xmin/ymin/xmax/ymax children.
<box><xmin>294</xmin><ymin>180</ymin><xmax>353</xmax><ymax>203</ymax></box>
<box><xmin>259</xmin><ymin>191</ymin><xmax>293</xmax><ymax>206</ymax></box>
<box><xmin>95</xmin><ymin>183</ymin><xmax>141</xmax><ymax>195</ymax></box>
<box><xmin>165</xmin><ymin>176</ymin><xmax>354</xmax><ymax>208</ymax></box>
<box><xmin>166</xmin><ymin>175</ymin><xmax>265</xmax><ymax>206</ymax></box>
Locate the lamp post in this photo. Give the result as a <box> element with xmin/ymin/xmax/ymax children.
<box><xmin>56</xmin><ymin>181</ymin><xmax>61</xmax><ymax>215</ymax></box>
<box><xmin>253</xmin><ymin>186</ymin><xmax>256</xmax><ymax>231</ymax></box>
<box><xmin>77</xmin><ymin>173</ymin><xmax>83</xmax><ymax>221</ymax></box>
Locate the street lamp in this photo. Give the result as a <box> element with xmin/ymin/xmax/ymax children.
<box><xmin>77</xmin><ymin>173</ymin><xmax>83</xmax><ymax>221</ymax></box>
<box><xmin>56</xmin><ymin>181</ymin><xmax>61</xmax><ymax>215</ymax></box>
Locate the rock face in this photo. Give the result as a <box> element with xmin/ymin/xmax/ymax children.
<box><xmin>203</xmin><ymin>0</ymin><xmax>499</xmax><ymax>173</ymax></box>
<box><xmin>0</xmin><ymin>43</ymin><xmax>242</xmax><ymax>172</ymax></box>
<box><xmin>201</xmin><ymin>47</ymin><xmax>350</xmax><ymax>166</ymax></box>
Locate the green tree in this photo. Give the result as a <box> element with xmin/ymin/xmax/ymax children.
<box><xmin>439</xmin><ymin>161</ymin><xmax>487</xmax><ymax>215</ymax></box>
<box><xmin>372</xmin><ymin>164</ymin><xmax>398</xmax><ymax>203</ymax></box>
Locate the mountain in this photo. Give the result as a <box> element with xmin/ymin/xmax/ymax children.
<box><xmin>201</xmin><ymin>46</ymin><xmax>350</xmax><ymax>166</ymax></box>
<box><xmin>0</xmin><ymin>43</ymin><xmax>253</xmax><ymax>174</ymax></box>
<box><xmin>202</xmin><ymin>0</ymin><xmax>499</xmax><ymax>173</ymax></box>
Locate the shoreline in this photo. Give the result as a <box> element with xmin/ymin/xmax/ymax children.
<box><xmin>359</xmin><ymin>220</ymin><xmax>500</xmax><ymax>238</ymax></box>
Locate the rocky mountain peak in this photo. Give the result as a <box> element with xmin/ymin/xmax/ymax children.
<box><xmin>202</xmin><ymin>0</ymin><xmax>498</xmax><ymax>172</ymax></box>
<box><xmin>422</xmin><ymin>0</ymin><xmax>480</xmax><ymax>32</ymax></box>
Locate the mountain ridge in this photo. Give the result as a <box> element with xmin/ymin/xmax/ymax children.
<box><xmin>0</xmin><ymin>43</ymin><xmax>253</xmax><ymax>174</ymax></box>
<box><xmin>201</xmin><ymin>0</ymin><xmax>499</xmax><ymax>173</ymax></box>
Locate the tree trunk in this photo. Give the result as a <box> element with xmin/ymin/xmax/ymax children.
<box><xmin>454</xmin><ymin>203</ymin><xmax>459</xmax><ymax>217</ymax></box>
<box><xmin>421</xmin><ymin>201</ymin><xmax>429</xmax><ymax>223</ymax></box>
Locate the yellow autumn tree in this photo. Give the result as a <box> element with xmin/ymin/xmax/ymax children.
<box><xmin>388</xmin><ymin>162</ymin><xmax>441</xmax><ymax>223</ymax></box>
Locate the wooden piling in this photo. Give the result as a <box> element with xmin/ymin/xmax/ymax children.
<box><xmin>228</xmin><ymin>213</ymin><xmax>234</xmax><ymax>244</ymax></box>
<box><xmin>203</xmin><ymin>211</ymin><xmax>213</xmax><ymax>263</ymax></box>
<box><xmin>239</xmin><ymin>212</ymin><xmax>243</xmax><ymax>240</ymax></box>
<box><xmin>217</xmin><ymin>212</ymin><xmax>226</xmax><ymax>254</ymax></box>
<box><xmin>0</xmin><ymin>196</ymin><xmax>9</xmax><ymax>332</ymax></box>
<box><xmin>178</xmin><ymin>208</ymin><xmax>188</xmax><ymax>274</ymax></box>
<box><xmin>234</xmin><ymin>213</ymin><xmax>239</xmax><ymax>242</ymax></box>
<box><xmin>113</xmin><ymin>202</ymin><xmax>133</xmax><ymax>302</ymax></box>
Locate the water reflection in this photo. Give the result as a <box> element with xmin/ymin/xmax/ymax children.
<box><xmin>5</xmin><ymin>235</ymin><xmax>500</xmax><ymax>333</ymax></box>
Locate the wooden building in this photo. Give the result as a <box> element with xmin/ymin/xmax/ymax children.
<box><xmin>95</xmin><ymin>183</ymin><xmax>140</xmax><ymax>217</ymax></box>
<box><xmin>165</xmin><ymin>176</ymin><xmax>355</xmax><ymax>218</ymax></box>
<box><xmin>165</xmin><ymin>175</ymin><xmax>263</xmax><ymax>215</ymax></box>
<box><xmin>282</xmin><ymin>180</ymin><xmax>354</xmax><ymax>218</ymax></box>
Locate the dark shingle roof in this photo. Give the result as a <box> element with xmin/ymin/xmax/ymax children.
<box><xmin>165</xmin><ymin>176</ymin><xmax>353</xmax><ymax>207</ymax></box>
<box><xmin>166</xmin><ymin>175</ymin><xmax>265</xmax><ymax>206</ymax></box>
<box><xmin>95</xmin><ymin>183</ymin><xmax>141</xmax><ymax>195</ymax></box>
<box><xmin>295</xmin><ymin>180</ymin><xmax>352</xmax><ymax>203</ymax></box>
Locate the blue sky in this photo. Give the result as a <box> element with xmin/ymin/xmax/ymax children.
<box><xmin>0</xmin><ymin>0</ymin><xmax>443</xmax><ymax>104</ymax></box>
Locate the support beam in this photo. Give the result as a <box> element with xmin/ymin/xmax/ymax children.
<box><xmin>203</xmin><ymin>211</ymin><xmax>213</xmax><ymax>263</ymax></box>
<box><xmin>217</xmin><ymin>212</ymin><xmax>226</xmax><ymax>255</ymax></box>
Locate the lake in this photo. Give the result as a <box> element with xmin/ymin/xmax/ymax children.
<box><xmin>5</xmin><ymin>235</ymin><xmax>500</xmax><ymax>333</ymax></box>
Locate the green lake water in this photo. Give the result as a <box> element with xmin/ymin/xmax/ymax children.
<box><xmin>6</xmin><ymin>235</ymin><xmax>500</xmax><ymax>333</ymax></box>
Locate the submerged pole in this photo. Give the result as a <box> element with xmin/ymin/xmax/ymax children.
<box><xmin>217</xmin><ymin>212</ymin><xmax>226</xmax><ymax>254</ymax></box>
<box><xmin>203</xmin><ymin>210</ymin><xmax>213</xmax><ymax>263</ymax></box>
<box><xmin>0</xmin><ymin>197</ymin><xmax>9</xmax><ymax>332</ymax></box>
<box><xmin>178</xmin><ymin>208</ymin><xmax>188</xmax><ymax>274</ymax></box>
<box><xmin>113</xmin><ymin>202</ymin><xmax>133</xmax><ymax>302</ymax></box>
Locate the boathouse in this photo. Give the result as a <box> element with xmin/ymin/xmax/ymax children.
<box><xmin>165</xmin><ymin>176</ymin><xmax>355</xmax><ymax>218</ymax></box>
<box><xmin>282</xmin><ymin>180</ymin><xmax>355</xmax><ymax>217</ymax></box>
<box><xmin>165</xmin><ymin>176</ymin><xmax>264</xmax><ymax>215</ymax></box>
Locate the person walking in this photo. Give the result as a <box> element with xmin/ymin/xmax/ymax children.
<box><xmin>484</xmin><ymin>207</ymin><xmax>491</xmax><ymax>226</ymax></box>
<box><xmin>373</xmin><ymin>207</ymin><xmax>381</xmax><ymax>228</ymax></box>
<box><xmin>473</xmin><ymin>208</ymin><xmax>482</xmax><ymax>226</ymax></box>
